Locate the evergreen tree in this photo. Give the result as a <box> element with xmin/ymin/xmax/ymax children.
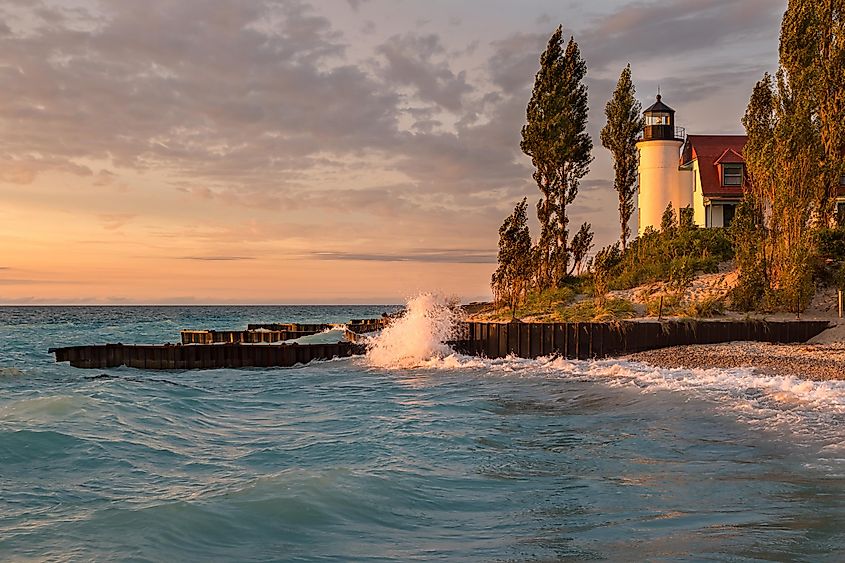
<box><xmin>521</xmin><ymin>26</ymin><xmax>593</xmax><ymax>289</ymax></box>
<box><xmin>679</xmin><ymin>206</ymin><xmax>695</xmax><ymax>230</ymax></box>
<box><xmin>660</xmin><ymin>202</ymin><xmax>676</xmax><ymax>233</ymax></box>
<box><xmin>600</xmin><ymin>64</ymin><xmax>644</xmax><ymax>251</ymax></box>
<box><xmin>491</xmin><ymin>198</ymin><xmax>533</xmax><ymax>315</ymax></box>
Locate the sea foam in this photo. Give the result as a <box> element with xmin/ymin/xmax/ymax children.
<box><xmin>365</xmin><ymin>293</ymin><xmax>460</xmax><ymax>369</ymax></box>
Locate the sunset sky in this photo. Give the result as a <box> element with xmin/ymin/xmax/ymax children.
<box><xmin>0</xmin><ymin>0</ymin><xmax>786</xmax><ymax>304</ymax></box>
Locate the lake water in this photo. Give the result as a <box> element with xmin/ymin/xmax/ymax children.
<box><xmin>1</xmin><ymin>303</ymin><xmax>844</xmax><ymax>561</ymax></box>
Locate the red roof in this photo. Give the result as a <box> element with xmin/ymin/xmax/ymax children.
<box><xmin>681</xmin><ymin>135</ymin><xmax>747</xmax><ymax>198</ymax></box>
<box><xmin>714</xmin><ymin>148</ymin><xmax>745</xmax><ymax>165</ymax></box>
<box><xmin>681</xmin><ymin>134</ymin><xmax>845</xmax><ymax>199</ymax></box>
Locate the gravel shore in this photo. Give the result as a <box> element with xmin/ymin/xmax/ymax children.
<box><xmin>626</xmin><ymin>341</ymin><xmax>845</xmax><ymax>381</ymax></box>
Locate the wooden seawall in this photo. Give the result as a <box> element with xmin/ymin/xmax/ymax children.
<box><xmin>51</xmin><ymin>317</ymin><xmax>831</xmax><ymax>370</ymax></box>
<box><xmin>453</xmin><ymin>320</ymin><xmax>831</xmax><ymax>360</ymax></box>
<box><xmin>181</xmin><ymin>329</ymin><xmax>327</xmax><ymax>344</ymax></box>
<box><xmin>50</xmin><ymin>342</ymin><xmax>365</xmax><ymax>369</ymax></box>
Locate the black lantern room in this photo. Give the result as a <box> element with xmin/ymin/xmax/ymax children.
<box><xmin>642</xmin><ymin>94</ymin><xmax>684</xmax><ymax>141</ymax></box>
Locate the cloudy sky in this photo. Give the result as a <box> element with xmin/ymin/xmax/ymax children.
<box><xmin>0</xmin><ymin>0</ymin><xmax>786</xmax><ymax>304</ymax></box>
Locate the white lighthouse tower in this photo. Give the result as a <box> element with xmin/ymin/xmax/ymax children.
<box><xmin>636</xmin><ymin>95</ymin><xmax>689</xmax><ymax>235</ymax></box>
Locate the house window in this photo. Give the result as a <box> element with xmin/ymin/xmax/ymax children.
<box><xmin>837</xmin><ymin>203</ymin><xmax>845</xmax><ymax>226</ymax></box>
<box><xmin>840</xmin><ymin>174</ymin><xmax>845</xmax><ymax>186</ymax></box>
<box><xmin>723</xmin><ymin>164</ymin><xmax>743</xmax><ymax>186</ymax></box>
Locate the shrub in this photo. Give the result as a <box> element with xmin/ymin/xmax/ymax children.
<box><xmin>607</xmin><ymin>226</ymin><xmax>733</xmax><ymax>291</ymax></box>
<box><xmin>683</xmin><ymin>295</ymin><xmax>725</xmax><ymax>318</ymax></box>
<box><xmin>645</xmin><ymin>294</ymin><xmax>681</xmax><ymax>317</ymax></box>
<box><xmin>813</xmin><ymin>227</ymin><xmax>845</xmax><ymax>261</ymax></box>
<box><xmin>556</xmin><ymin>297</ymin><xmax>635</xmax><ymax>322</ymax></box>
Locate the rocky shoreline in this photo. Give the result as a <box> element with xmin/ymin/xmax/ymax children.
<box><xmin>626</xmin><ymin>341</ymin><xmax>845</xmax><ymax>381</ymax></box>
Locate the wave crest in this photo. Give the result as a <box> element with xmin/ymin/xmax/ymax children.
<box><xmin>365</xmin><ymin>293</ymin><xmax>460</xmax><ymax>369</ymax></box>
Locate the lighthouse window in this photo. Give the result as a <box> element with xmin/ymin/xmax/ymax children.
<box><xmin>723</xmin><ymin>164</ymin><xmax>743</xmax><ymax>186</ymax></box>
<box><xmin>647</xmin><ymin>113</ymin><xmax>670</xmax><ymax>126</ymax></box>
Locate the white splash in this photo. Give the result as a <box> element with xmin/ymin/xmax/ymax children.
<box><xmin>365</xmin><ymin>293</ymin><xmax>461</xmax><ymax>369</ymax></box>
<box><xmin>282</xmin><ymin>327</ymin><xmax>347</xmax><ymax>346</ymax></box>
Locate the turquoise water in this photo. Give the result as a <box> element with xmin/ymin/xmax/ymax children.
<box><xmin>1</xmin><ymin>306</ymin><xmax>844</xmax><ymax>561</ymax></box>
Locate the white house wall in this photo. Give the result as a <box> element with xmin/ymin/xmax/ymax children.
<box><xmin>691</xmin><ymin>160</ymin><xmax>706</xmax><ymax>227</ymax></box>
<box><xmin>678</xmin><ymin>167</ymin><xmax>694</xmax><ymax>221</ymax></box>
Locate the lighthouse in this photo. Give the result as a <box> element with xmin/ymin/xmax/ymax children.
<box><xmin>636</xmin><ymin>94</ymin><xmax>689</xmax><ymax>235</ymax></box>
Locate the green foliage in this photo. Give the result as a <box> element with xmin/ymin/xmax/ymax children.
<box><xmin>660</xmin><ymin>202</ymin><xmax>676</xmax><ymax>233</ymax></box>
<box><xmin>780</xmin><ymin>0</ymin><xmax>845</xmax><ymax>212</ymax></box>
<box><xmin>524</xmin><ymin>286</ymin><xmax>577</xmax><ymax>310</ymax></box>
<box><xmin>667</xmin><ymin>255</ymin><xmax>695</xmax><ymax>293</ymax></box>
<box><xmin>812</xmin><ymin>227</ymin><xmax>845</xmax><ymax>291</ymax></box>
<box><xmin>644</xmin><ymin>293</ymin><xmax>725</xmax><ymax>319</ymax></box>
<box><xmin>728</xmin><ymin>196</ymin><xmax>766</xmax><ymax>311</ymax></box>
<box><xmin>591</xmin><ymin>243</ymin><xmax>622</xmax><ymax>305</ymax></box>
<box><xmin>600</xmin><ymin>64</ymin><xmax>644</xmax><ymax>251</ymax></box>
<box><xmin>763</xmin><ymin>253</ymin><xmax>815</xmax><ymax>314</ymax></box>
<box><xmin>731</xmin><ymin>1</ymin><xmax>845</xmax><ymax>313</ymax></box>
<box><xmin>491</xmin><ymin>198</ymin><xmax>533</xmax><ymax>315</ymax></box>
<box><xmin>645</xmin><ymin>294</ymin><xmax>680</xmax><ymax>317</ymax></box>
<box><xmin>683</xmin><ymin>295</ymin><xmax>725</xmax><ymax>318</ymax></box>
<box><xmin>521</xmin><ymin>26</ymin><xmax>593</xmax><ymax>290</ymax></box>
<box><xmin>679</xmin><ymin>206</ymin><xmax>694</xmax><ymax>230</ymax></box>
<box><xmin>556</xmin><ymin>297</ymin><xmax>635</xmax><ymax>322</ymax></box>
<box><xmin>813</xmin><ymin>227</ymin><xmax>845</xmax><ymax>260</ymax></box>
<box><xmin>740</xmin><ymin>68</ymin><xmax>821</xmax><ymax>312</ymax></box>
<box><xmin>569</xmin><ymin>222</ymin><xmax>594</xmax><ymax>276</ymax></box>
<box><xmin>606</xmin><ymin>226</ymin><xmax>733</xmax><ymax>291</ymax></box>
<box><xmin>488</xmin><ymin>285</ymin><xmax>581</xmax><ymax>321</ymax></box>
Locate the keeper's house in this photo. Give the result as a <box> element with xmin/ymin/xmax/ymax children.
<box><xmin>636</xmin><ymin>94</ymin><xmax>845</xmax><ymax>236</ymax></box>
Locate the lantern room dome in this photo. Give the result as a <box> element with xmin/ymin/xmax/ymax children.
<box><xmin>641</xmin><ymin>94</ymin><xmax>685</xmax><ymax>142</ymax></box>
<box><xmin>644</xmin><ymin>94</ymin><xmax>675</xmax><ymax>115</ymax></box>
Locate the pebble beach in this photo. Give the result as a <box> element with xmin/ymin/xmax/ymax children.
<box><xmin>627</xmin><ymin>340</ymin><xmax>845</xmax><ymax>381</ymax></box>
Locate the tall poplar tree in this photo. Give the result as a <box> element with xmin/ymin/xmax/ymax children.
<box><xmin>780</xmin><ymin>0</ymin><xmax>845</xmax><ymax>214</ymax></box>
<box><xmin>735</xmin><ymin>0</ymin><xmax>843</xmax><ymax>311</ymax></box>
<box><xmin>521</xmin><ymin>26</ymin><xmax>593</xmax><ymax>289</ymax></box>
<box><xmin>600</xmin><ymin>64</ymin><xmax>644</xmax><ymax>251</ymax></box>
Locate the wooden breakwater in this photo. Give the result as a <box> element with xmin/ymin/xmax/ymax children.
<box><xmin>181</xmin><ymin>329</ymin><xmax>328</xmax><ymax>344</ymax></box>
<box><xmin>182</xmin><ymin>319</ymin><xmax>390</xmax><ymax>345</ymax></box>
<box><xmin>52</xmin><ymin>316</ymin><xmax>830</xmax><ymax>370</ymax></box>
<box><xmin>453</xmin><ymin>320</ymin><xmax>831</xmax><ymax>360</ymax></box>
<box><xmin>50</xmin><ymin>342</ymin><xmax>366</xmax><ymax>369</ymax></box>
<box><xmin>246</xmin><ymin>323</ymin><xmax>332</xmax><ymax>332</ymax></box>
<box><xmin>51</xmin><ymin>316</ymin><xmax>392</xmax><ymax>369</ymax></box>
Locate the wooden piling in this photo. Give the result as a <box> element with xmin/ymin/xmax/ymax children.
<box><xmin>51</xmin><ymin>342</ymin><xmax>366</xmax><ymax>370</ymax></box>
<box><xmin>446</xmin><ymin>319</ymin><xmax>831</xmax><ymax>361</ymax></box>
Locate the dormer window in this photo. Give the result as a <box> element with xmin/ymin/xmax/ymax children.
<box><xmin>723</xmin><ymin>163</ymin><xmax>743</xmax><ymax>186</ymax></box>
